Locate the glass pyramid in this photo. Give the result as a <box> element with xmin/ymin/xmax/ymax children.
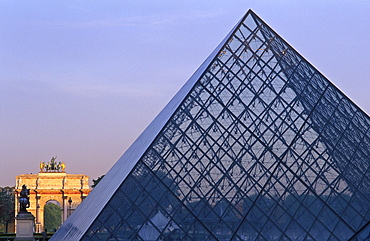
<box><xmin>52</xmin><ymin>10</ymin><xmax>370</xmax><ymax>241</ymax></box>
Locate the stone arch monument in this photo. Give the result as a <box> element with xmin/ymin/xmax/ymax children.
<box><xmin>15</xmin><ymin>157</ymin><xmax>91</xmax><ymax>233</ymax></box>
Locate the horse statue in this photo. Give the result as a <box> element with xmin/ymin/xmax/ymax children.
<box><xmin>19</xmin><ymin>185</ymin><xmax>30</xmax><ymax>212</ymax></box>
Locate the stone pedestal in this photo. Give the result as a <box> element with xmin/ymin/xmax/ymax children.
<box><xmin>15</xmin><ymin>212</ymin><xmax>35</xmax><ymax>241</ymax></box>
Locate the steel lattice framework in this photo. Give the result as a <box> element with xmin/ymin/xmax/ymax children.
<box><xmin>52</xmin><ymin>10</ymin><xmax>370</xmax><ymax>241</ymax></box>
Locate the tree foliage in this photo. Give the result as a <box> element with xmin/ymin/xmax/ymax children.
<box><xmin>91</xmin><ymin>175</ymin><xmax>105</xmax><ymax>188</ymax></box>
<box><xmin>0</xmin><ymin>186</ymin><xmax>15</xmax><ymax>233</ymax></box>
<box><xmin>122</xmin><ymin>170</ymin><xmax>180</xmax><ymax>226</ymax></box>
<box><xmin>44</xmin><ymin>202</ymin><xmax>61</xmax><ymax>232</ymax></box>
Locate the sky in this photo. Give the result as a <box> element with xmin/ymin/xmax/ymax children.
<box><xmin>1</xmin><ymin>1</ymin><xmax>369</xmax><ymax>187</ymax></box>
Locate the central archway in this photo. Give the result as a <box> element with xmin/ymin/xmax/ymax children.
<box><xmin>44</xmin><ymin>200</ymin><xmax>62</xmax><ymax>232</ymax></box>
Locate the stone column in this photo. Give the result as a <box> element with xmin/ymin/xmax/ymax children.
<box><xmin>35</xmin><ymin>195</ymin><xmax>41</xmax><ymax>233</ymax></box>
<box><xmin>14</xmin><ymin>191</ymin><xmax>19</xmax><ymax>232</ymax></box>
<box><xmin>62</xmin><ymin>193</ymin><xmax>68</xmax><ymax>222</ymax></box>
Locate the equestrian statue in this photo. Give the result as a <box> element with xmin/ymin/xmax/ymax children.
<box><xmin>19</xmin><ymin>185</ymin><xmax>30</xmax><ymax>212</ymax></box>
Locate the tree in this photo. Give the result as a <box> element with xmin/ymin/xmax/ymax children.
<box><xmin>44</xmin><ymin>202</ymin><xmax>61</xmax><ymax>232</ymax></box>
<box><xmin>0</xmin><ymin>186</ymin><xmax>15</xmax><ymax>233</ymax></box>
<box><xmin>91</xmin><ymin>175</ymin><xmax>105</xmax><ymax>188</ymax></box>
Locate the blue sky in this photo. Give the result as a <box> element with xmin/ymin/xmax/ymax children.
<box><xmin>1</xmin><ymin>1</ymin><xmax>369</xmax><ymax>187</ymax></box>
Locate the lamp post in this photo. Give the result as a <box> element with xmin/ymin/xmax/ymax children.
<box><xmin>68</xmin><ymin>197</ymin><xmax>72</xmax><ymax>218</ymax></box>
<box><xmin>36</xmin><ymin>204</ymin><xmax>41</xmax><ymax>233</ymax></box>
